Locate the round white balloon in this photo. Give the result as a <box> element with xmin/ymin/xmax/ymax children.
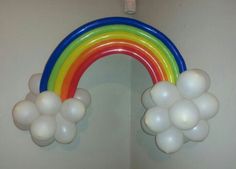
<box><xmin>183</xmin><ymin>120</ymin><xmax>209</xmax><ymax>142</ymax></box>
<box><xmin>25</xmin><ymin>92</ymin><xmax>37</xmax><ymax>102</ymax></box>
<box><xmin>177</xmin><ymin>69</ymin><xmax>210</xmax><ymax>99</ymax></box>
<box><xmin>144</xmin><ymin>107</ymin><xmax>170</xmax><ymax>133</ymax></box>
<box><xmin>28</xmin><ymin>73</ymin><xmax>42</xmax><ymax>95</ymax></box>
<box><xmin>32</xmin><ymin>136</ymin><xmax>55</xmax><ymax>147</ymax></box>
<box><xmin>169</xmin><ymin>99</ymin><xmax>200</xmax><ymax>130</ymax></box>
<box><xmin>30</xmin><ymin>115</ymin><xmax>56</xmax><ymax>144</ymax></box>
<box><xmin>55</xmin><ymin>114</ymin><xmax>77</xmax><ymax>144</ymax></box>
<box><xmin>156</xmin><ymin>127</ymin><xmax>184</xmax><ymax>154</ymax></box>
<box><xmin>35</xmin><ymin>91</ymin><xmax>61</xmax><ymax>116</ymax></box>
<box><xmin>150</xmin><ymin>81</ymin><xmax>181</xmax><ymax>108</ymax></box>
<box><xmin>141</xmin><ymin>115</ymin><xmax>158</xmax><ymax>136</ymax></box>
<box><xmin>61</xmin><ymin>98</ymin><xmax>86</xmax><ymax>123</ymax></box>
<box><xmin>74</xmin><ymin>88</ymin><xmax>91</xmax><ymax>108</ymax></box>
<box><xmin>12</xmin><ymin>100</ymin><xmax>39</xmax><ymax>130</ymax></box>
<box><xmin>141</xmin><ymin>88</ymin><xmax>156</xmax><ymax>109</ymax></box>
<box><xmin>193</xmin><ymin>92</ymin><xmax>219</xmax><ymax>120</ymax></box>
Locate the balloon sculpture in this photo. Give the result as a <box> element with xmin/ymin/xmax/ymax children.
<box><xmin>12</xmin><ymin>17</ymin><xmax>219</xmax><ymax>152</ymax></box>
<box><xmin>141</xmin><ymin>70</ymin><xmax>219</xmax><ymax>153</ymax></box>
<box><xmin>13</xmin><ymin>73</ymin><xmax>90</xmax><ymax>146</ymax></box>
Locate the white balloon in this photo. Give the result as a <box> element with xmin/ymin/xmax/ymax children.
<box><xmin>28</xmin><ymin>73</ymin><xmax>42</xmax><ymax>95</ymax></box>
<box><xmin>141</xmin><ymin>115</ymin><xmax>158</xmax><ymax>136</ymax></box>
<box><xmin>30</xmin><ymin>115</ymin><xmax>56</xmax><ymax>146</ymax></box>
<box><xmin>193</xmin><ymin>93</ymin><xmax>219</xmax><ymax>120</ymax></box>
<box><xmin>169</xmin><ymin>99</ymin><xmax>200</xmax><ymax>130</ymax></box>
<box><xmin>177</xmin><ymin>69</ymin><xmax>210</xmax><ymax>99</ymax></box>
<box><xmin>61</xmin><ymin>98</ymin><xmax>86</xmax><ymax>123</ymax></box>
<box><xmin>55</xmin><ymin>114</ymin><xmax>77</xmax><ymax>144</ymax></box>
<box><xmin>74</xmin><ymin>88</ymin><xmax>91</xmax><ymax>108</ymax></box>
<box><xmin>32</xmin><ymin>135</ymin><xmax>55</xmax><ymax>147</ymax></box>
<box><xmin>25</xmin><ymin>92</ymin><xmax>37</xmax><ymax>102</ymax></box>
<box><xmin>183</xmin><ymin>120</ymin><xmax>209</xmax><ymax>142</ymax></box>
<box><xmin>150</xmin><ymin>81</ymin><xmax>181</xmax><ymax>108</ymax></box>
<box><xmin>12</xmin><ymin>100</ymin><xmax>39</xmax><ymax>130</ymax></box>
<box><xmin>156</xmin><ymin>127</ymin><xmax>184</xmax><ymax>154</ymax></box>
<box><xmin>144</xmin><ymin>107</ymin><xmax>170</xmax><ymax>133</ymax></box>
<box><xmin>35</xmin><ymin>91</ymin><xmax>61</xmax><ymax>116</ymax></box>
<box><xmin>141</xmin><ymin>88</ymin><xmax>156</xmax><ymax>109</ymax></box>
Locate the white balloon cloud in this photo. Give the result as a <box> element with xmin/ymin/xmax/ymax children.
<box><xmin>142</xmin><ymin>69</ymin><xmax>219</xmax><ymax>153</ymax></box>
<box><xmin>12</xmin><ymin>74</ymin><xmax>90</xmax><ymax>146</ymax></box>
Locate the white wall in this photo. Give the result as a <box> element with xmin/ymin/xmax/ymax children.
<box><xmin>0</xmin><ymin>0</ymin><xmax>131</xmax><ymax>169</ymax></box>
<box><xmin>131</xmin><ymin>0</ymin><xmax>236</xmax><ymax>169</ymax></box>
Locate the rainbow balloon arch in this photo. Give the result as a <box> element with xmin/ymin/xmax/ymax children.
<box><xmin>12</xmin><ymin>17</ymin><xmax>219</xmax><ymax>154</ymax></box>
